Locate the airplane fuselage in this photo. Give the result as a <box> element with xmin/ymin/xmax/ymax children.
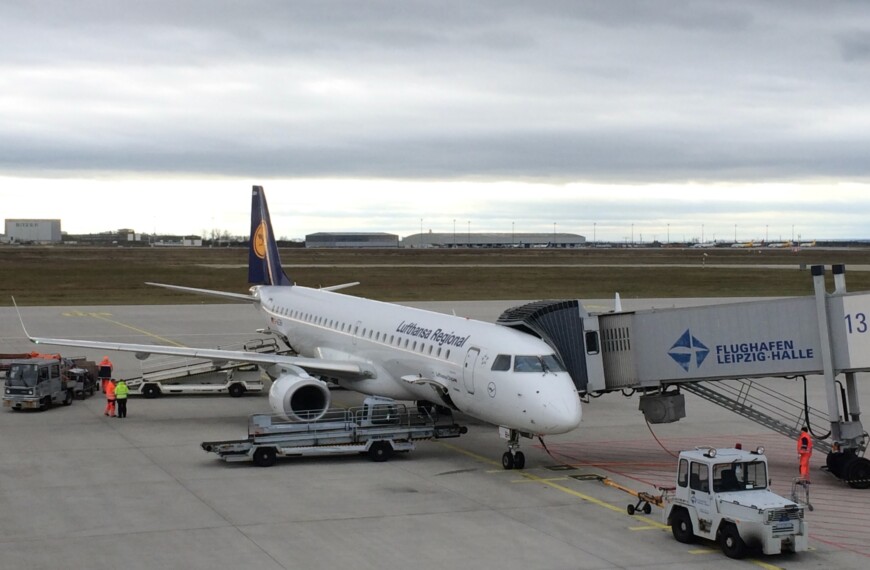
<box><xmin>256</xmin><ymin>285</ymin><xmax>582</xmax><ymax>435</ymax></box>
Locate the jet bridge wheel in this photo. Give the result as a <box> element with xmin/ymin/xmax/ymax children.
<box><xmin>846</xmin><ymin>457</ymin><xmax>870</xmax><ymax>489</ymax></box>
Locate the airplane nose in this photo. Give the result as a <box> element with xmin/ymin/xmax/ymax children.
<box><xmin>544</xmin><ymin>389</ymin><xmax>582</xmax><ymax>433</ymax></box>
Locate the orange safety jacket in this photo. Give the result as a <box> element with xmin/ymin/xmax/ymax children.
<box><xmin>105</xmin><ymin>382</ymin><xmax>116</xmax><ymax>399</ymax></box>
<box><xmin>798</xmin><ymin>432</ymin><xmax>813</xmax><ymax>454</ymax></box>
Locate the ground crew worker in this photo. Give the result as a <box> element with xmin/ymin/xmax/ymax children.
<box><xmin>115</xmin><ymin>379</ymin><xmax>129</xmax><ymax>418</ymax></box>
<box><xmin>104</xmin><ymin>378</ymin><xmax>117</xmax><ymax>417</ymax></box>
<box><xmin>798</xmin><ymin>426</ymin><xmax>813</xmax><ymax>481</ymax></box>
<box><xmin>98</xmin><ymin>356</ymin><xmax>113</xmax><ymax>394</ymax></box>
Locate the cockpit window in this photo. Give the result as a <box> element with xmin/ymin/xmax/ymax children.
<box><xmin>514</xmin><ymin>356</ymin><xmax>542</xmax><ymax>372</ymax></box>
<box><xmin>541</xmin><ymin>355</ymin><xmax>566</xmax><ymax>372</ymax></box>
<box><xmin>491</xmin><ymin>354</ymin><xmax>511</xmax><ymax>371</ymax></box>
<box><xmin>514</xmin><ymin>355</ymin><xmax>566</xmax><ymax>373</ymax></box>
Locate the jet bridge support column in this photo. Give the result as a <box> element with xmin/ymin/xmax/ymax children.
<box><xmin>834</xmin><ymin>265</ymin><xmax>863</xmax><ymax>424</ymax></box>
<box><xmin>812</xmin><ymin>265</ymin><xmax>842</xmax><ymax>443</ymax></box>
<box><xmin>814</xmin><ymin>264</ymin><xmax>870</xmax><ymax>488</ymax></box>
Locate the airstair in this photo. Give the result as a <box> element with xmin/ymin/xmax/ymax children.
<box><xmin>680</xmin><ymin>379</ymin><xmax>833</xmax><ymax>454</ymax></box>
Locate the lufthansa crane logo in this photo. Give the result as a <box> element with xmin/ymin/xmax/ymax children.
<box><xmin>668</xmin><ymin>329</ymin><xmax>710</xmax><ymax>372</ymax></box>
<box><xmin>253</xmin><ymin>221</ymin><xmax>267</xmax><ymax>259</ymax></box>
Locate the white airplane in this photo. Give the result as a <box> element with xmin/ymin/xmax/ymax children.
<box><xmin>22</xmin><ymin>186</ymin><xmax>582</xmax><ymax>469</ymax></box>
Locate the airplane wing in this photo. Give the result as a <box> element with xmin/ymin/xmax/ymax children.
<box><xmin>26</xmin><ymin>334</ymin><xmax>372</xmax><ymax>381</ymax></box>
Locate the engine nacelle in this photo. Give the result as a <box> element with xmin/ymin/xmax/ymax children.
<box><xmin>268</xmin><ymin>367</ymin><xmax>331</xmax><ymax>421</ymax></box>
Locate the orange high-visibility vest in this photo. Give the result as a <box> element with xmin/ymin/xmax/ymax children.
<box><xmin>798</xmin><ymin>432</ymin><xmax>812</xmax><ymax>454</ymax></box>
<box><xmin>105</xmin><ymin>382</ymin><xmax>116</xmax><ymax>398</ymax></box>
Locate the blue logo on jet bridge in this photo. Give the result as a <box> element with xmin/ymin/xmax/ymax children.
<box><xmin>668</xmin><ymin>330</ymin><xmax>710</xmax><ymax>372</ymax></box>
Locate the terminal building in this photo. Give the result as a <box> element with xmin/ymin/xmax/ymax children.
<box><xmin>305</xmin><ymin>232</ymin><xmax>400</xmax><ymax>248</ymax></box>
<box><xmin>402</xmin><ymin>232</ymin><xmax>586</xmax><ymax>248</ymax></box>
<box><xmin>4</xmin><ymin>219</ymin><xmax>62</xmax><ymax>244</ymax></box>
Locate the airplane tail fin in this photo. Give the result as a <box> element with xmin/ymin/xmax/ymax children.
<box><xmin>248</xmin><ymin>186</ymin><xmax>292</xmax><ymax>286</ymax></box>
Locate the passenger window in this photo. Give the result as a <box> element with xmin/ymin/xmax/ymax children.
<box><xmin>677</xmin><ymin>459</ymin><xmax>688</xmax><ymax>488</ymax></box>
<box><xmin>491</xmin><ymin>354</ymin><xmax>511</xmax><ymax>371</ymax></box>
<box><xmin>38</xmin><ymin>367</ymin><xmax>49</xmax><ymax>381</ymax></box>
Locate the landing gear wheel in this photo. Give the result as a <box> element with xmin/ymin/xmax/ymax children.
<box><xmin>142</xmin><ymin>384</ymin><xmax>161</xmax><ymax>399</ymax></box>
<box><xmin>720</xmin><ymin>524</ymin><xmax>747</xmax><ymax>559</ymax></box>
<box><xmin>847</xmin><ymin>457</ymin><xmax>870</xmax><ymax>489</ymax></box>
<box><xmin>369</xmin><ymin>441</ymin><xmax>393</xmax><ymax>462</ymax></box>
<box><xmin>63</xmin><ymin>390</ymin><xmax>74</xmax><ymax>406</ymax></box>
<box><xmin>502</xmin><ymin>452</ymin><xmax>515</xmax><ymax>470</ymax></box>
<box><xmin>513</xmin><ymin>451</ymin><xmax>525</xmax><ymax>470</ymax></box>
<box><xmin>253</xmin><ymin>447</ymin><xmax>277</xmax><ymax>467</ymax></box>
<box><xmin>228</xmin><ymin>383</ymin><xmax>246</xmax><ymax>398</ymax></box>
<box><xmin>671</xmin><ymin>509</ymin><xmax>694</xmax><ymax>544</ymax></box>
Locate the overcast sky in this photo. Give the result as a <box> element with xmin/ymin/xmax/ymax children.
<box><xmin>1</xmin><ymin>1</ymin><xmax>869</xmax><ymax>242</ymax></box>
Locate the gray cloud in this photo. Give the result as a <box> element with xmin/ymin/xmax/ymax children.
<box><xmin>1</xmin><ymin>1</ymin><xmax>870</xmax><ymax>183</ymax></box>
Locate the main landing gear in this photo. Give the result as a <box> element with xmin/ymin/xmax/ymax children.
<box><xmin>501</xmin><ymin>428</ymin><xmax>526</xmax><ymax>470</ymax></box>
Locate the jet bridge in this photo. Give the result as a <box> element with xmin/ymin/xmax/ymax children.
<box><xmin>497</xmin><ymin>265</ymin><xmax>870</xmax><ymax>488</ymax></box>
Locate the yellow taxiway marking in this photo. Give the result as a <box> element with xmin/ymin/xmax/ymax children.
<box><xmin>688</xmin><ymin>548</ymin><xmax>717</xmax><ymax>554</ymax></box>
<box><xmin>438</xmin><ymin>442</ymin><xmax>631</xmax><ymax>515</ymax></box>
<box><xmin>62</xmin><ymin>311</ymin><xmax>186</xmax><ymax>348</ymax></box>
<box><xmin>628</xmin><ymin>525</ymin><xmax>663</xmax><ymax>531</ymax></box>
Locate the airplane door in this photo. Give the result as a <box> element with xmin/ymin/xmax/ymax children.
<box><xmin>463</xmin><ymin>348</ymin><xmax>479</xmax><ymax>394</ymax></box>
<box><xmin>352</xmin><ymin>320</ymin><xmax>362</xmax><ymax>346</ymax></box>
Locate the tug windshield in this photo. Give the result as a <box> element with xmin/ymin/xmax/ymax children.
<box><xmin>713</xmin><ymin>461</ymin><xmax>768</xmax><ymax>492</ymax></box>
<box><xmin>7</xmin><ymin>364</ymin><xmax>39</xmax><ymax>388</ymax></box>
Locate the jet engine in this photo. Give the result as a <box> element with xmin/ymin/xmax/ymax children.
<box><xmin>268</xmin><ymin>366</ymin><xmax>331</xmax><ymax>421</ymax></box>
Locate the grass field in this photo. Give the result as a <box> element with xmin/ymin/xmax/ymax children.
<box><xmin>2</xmin><ymin>245</ymin><xmax>870</xmax><ymax>306</ymax></box>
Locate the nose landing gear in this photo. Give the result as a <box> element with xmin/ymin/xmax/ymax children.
<box><xmin>501</xmin><ymin>429</ymin><xmax>526</xmax><ymax>470</ymax></box>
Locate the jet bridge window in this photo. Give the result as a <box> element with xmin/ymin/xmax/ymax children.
<box><xmin>491</xmin><ymin>354</ymin><xmax>511</xmax><ymax>371</ymax></box>
<box><xmin>585</xmin><ymin>331</ymin><xmax>600</xmax><ymax>355</ymax></box>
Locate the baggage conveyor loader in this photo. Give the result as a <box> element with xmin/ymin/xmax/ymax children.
<box><xmin>202</xmin><ymin>396</ymin><xmax>467</xmax><ymax>467</ymax></box>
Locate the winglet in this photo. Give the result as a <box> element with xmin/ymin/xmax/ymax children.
<box><xmin>248</xmin><ymin>186</ymin><xmax>292</xmax><ymax>286</ymax></box>
<box><xmin>11</xmin><ymin>296</ymin><xmax>34</xmax><ymax>341</ymax></box>
<box><xmin>614</xmin><ymin>292</ymin><xmax>623</xmax><ymax>312</ymax></box>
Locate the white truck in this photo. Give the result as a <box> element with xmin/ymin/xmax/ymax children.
<box><xmin>662</xmin><ymin>446</ymin><xmax>808</xmax><ymax>559</ymax></box>
<box><xmin>201</xmin><ymin>396</ymin><xmax>467</xmax><ymax>467</ymax></box>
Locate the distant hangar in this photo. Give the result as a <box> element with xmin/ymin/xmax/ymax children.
<box><xmin>305</xmin><ymin>232</ymin><xmax>586</xmax><ymax>248</ymax></box>
<box><xmin>403</xmin><ymin>232</ymin><xmax>586</xmax><ymax>248</ymax></box>
<box><xmin>3</xmin><ymin>219</ymin><xmax>62</xmax><ymax>244</ymax></box>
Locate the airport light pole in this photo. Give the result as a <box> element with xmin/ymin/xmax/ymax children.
<box><xmin>667</xmin><ymin>223</ymin><xmax>670</xmax><ymax>244</ymax></box>
<box><xmin>593</xmin><ymin>222</ymin><xmax>596</xmax><ymax>243</ymax></box>
<box><xmin>512</xmin><ymin>221</ymin><xmax>514</xmax><ymax>246</ymax></box>
<box><xmin>453</xmin><ymin>219</ymin><xmax>456</xmax><ymax>248</ymax></box>
<box><xmin>467</xmin><ymin>220</ymin><xmax>470</xmax><ymax>247</ymax></box>
<box><xmin>420</xmin><ymin>218</ymin><xmax>423</xmax><ymax>248</ymax></box>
